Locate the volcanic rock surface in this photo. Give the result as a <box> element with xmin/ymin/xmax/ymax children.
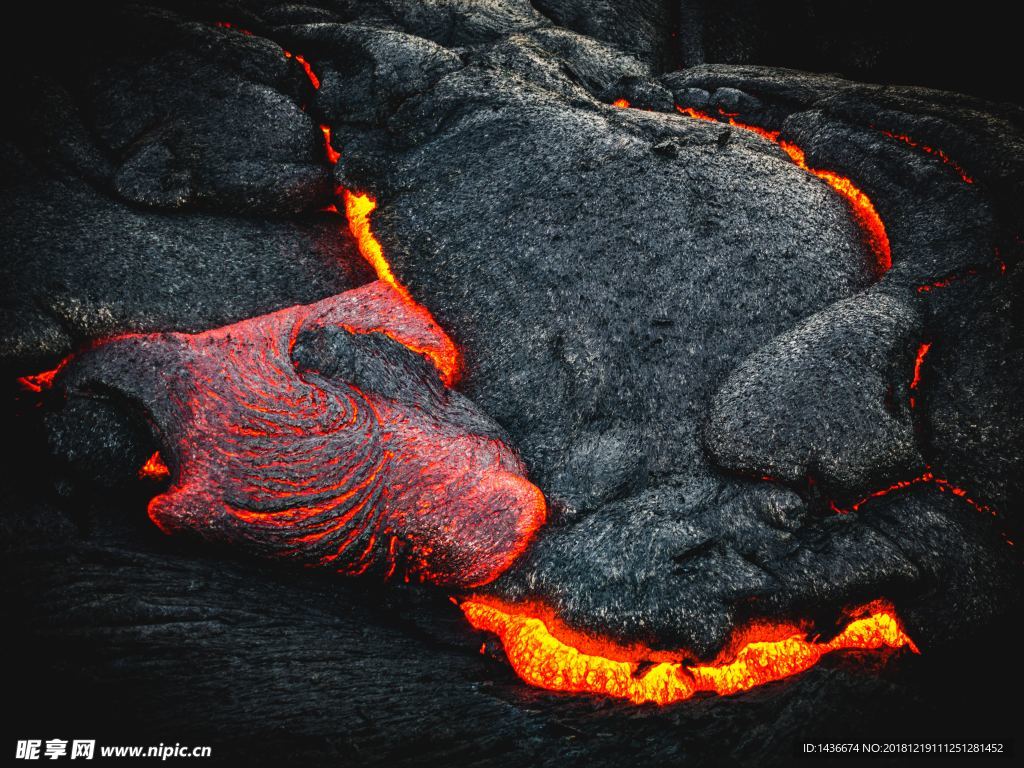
<box><xmin>2</xmin><ymin>1</ymin><xmax>1021</xmax><ymax>766</ymax></box>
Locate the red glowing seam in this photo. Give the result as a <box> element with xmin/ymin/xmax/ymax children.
<box><xmin>283</xmin><ymin>50</ymin><xmax>321</xmax><ymax>89</ymax></box>
<box><xmin>17</xmin><ymin>358</ymin><xmax>69</xmax><ymax>392</ymax></box>
<box><xmin>297</xmin><ymin>46</ymin><xmax>456</xmax><ymax>384</ymax></box>
<box><xmin>908</xmin><ymin>341</ymin><xmax>932</xmax><ymax>409</ymax></box>
<box><xmin>675</xmin><ymin>105</ymin><xmax>717</xmax><ymax>122</ymax></box>
<box><xmin>215</xmin><ymin>21</ymin><xmax>253</xmax><ymax>35</ymax></box>
<box><xmin>138</xmin><ymin>451</ymin><xmax>171</xmax><ymax>481</ymax></box>
<box><xmin>271</xmin><ymin>31</ymin><xmax>462</xmax><ymax>386</ymax></box>
<box><xmin>321</xmin><ymin>126</ymin><xmax>340</xmax><ymax>164</ymax></box>
<box><xmin>343</xmin><ymin>190</ymin><xmax>461</xmax><ymax>385</ymax></box>
<box><xmin>383</xmin><ymin>534</ymin><xmax>399</xmax><ymax>580</ymax></box>
<box><xmin>916</xmin><ymin>249</ymin><xmax>1012</xmax><ymax>292</ymax></box>
<box><xmin>672</xmin><ymin>106</ymin><xmax>892</xmax><ymax>274</ymax></box>
<box><xmin>879</xmin><ymin>130</ymin><xmax>974</xmax><ymax>184</ymax></box>
<box><xmin>462</xmin><ymin>597</ymin><xmax>917</xmax><ymax>706</ymax></box>
<box><xmin>214</xmin><ymin>21</ymin><xmax>320</xmax><ymax>90</ymax></box>
<box><xmin>917</xmin><ymin>274</ymin><xmax>962</xmax><ymax>293</ymax></box>
<box><xmin>840</xmin><ymin>469</ymin><xmax>996</xmax><ymax>517</ymax></box>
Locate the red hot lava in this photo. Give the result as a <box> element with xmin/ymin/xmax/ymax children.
<box><xmin>60</xmin><ymin>282</ymin><xmax>545</xmax><ymax>587</ymax></box>
<box><xmin>463</xmin><ymin>597</ymin><xmax>916</xmax><ymax>706</ymax></box>
<box><xmin>138</xmin><ymin>451</ymin><xmax>171</xmax><ymax>481</ymax></box>
<box><xmin>879</xmin><ymin>129</ymin><xmax>974</xmax><ymax>184</ymax></box>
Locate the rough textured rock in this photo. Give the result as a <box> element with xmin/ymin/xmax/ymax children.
<box><xmin>530</xmin><ymin>0</ymin><xmax>677</xmax><ymax>70</ymax></box>
<box><xmin>0</xmin><ymin>160</ymin><xmax>372</xmax><ymax>372</ymax></box>
<box><xmin>704</xmin><ymin>290</ymin><xmax>924</xmax><ymax>497</ymax></box>
<box><xmin>2</xmin><ymin>2</ymin><xmax>1021</xmax><ymax>766</ymax></box>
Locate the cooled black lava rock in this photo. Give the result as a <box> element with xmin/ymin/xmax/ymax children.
<box><xmin>1</xmin><ymin>6</ymin><xmax>376</xmax><ymax>373</ymax></box>
<box><xmin>704</xmin><ymin>290</ymin><xmax>924</xmax><ymax>497</ymax></box>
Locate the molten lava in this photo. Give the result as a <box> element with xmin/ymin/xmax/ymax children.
<box><xmin>138</xmin><ymin>451</ymin><xmax>171</xmax><ymax>481</ymax></box>
<box><xmin>59</xmin><ymin>283</ymin><xmax>544</xmax><ymax>587</ymax></box>
<box><xmin>462</xmin><ymin>598</ymin><xmax>916</xmax><ymax>705</ymax></box>
<box><xmin>675</xmin><ymin>105</ymin><xmax>716</xmax><ymax>122</ymax></box>
<box><xmin>276</xmin><ymin>25</ymin><xmax>460</xmax><ymax>385</ymax></box>
<box><xmin>22</xmin><ymin>23</ymin><xmax>960</xmax><ymax>706</ymax></box>
<box><xmin>847</xmin><ymin>469</ymin><xmax>995</xmax><ymax>517</ymax></box>
<box><xmin>214</xmin><ymin>21</ymin><xmax>252</xmax><ymax>35</ymax></box>
<box><xmin>343</xmin><ymin>191</ymin><xmax>460</xmax><ymax>386</ymax></box>
<box><xmin>320</xmin><ymin>125</ymin><xmax>340</xmax><ymax>164</ymax></box>
<box><xmin>283</xmin><ymin>50</ymin><xmax>321</xmax><ymax>89</ymax></box>
<box><xmin>17</xmin><ymin>359</ymin><xmax>68</xmax><ymax>392</ymax></box>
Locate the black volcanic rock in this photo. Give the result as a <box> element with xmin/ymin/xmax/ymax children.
<box><xmin>530</xmin><ymin>0</ymin><xmax>678</xmax><ymax>69</ymax></box>
<box><xmin>704</xmin><ymin>290</ymin><xmax>924</xmax><ymax>497</ymax></box>
<box><xmin>1</xmin><ymin>5</ymin><xmax>376</xmax><ymax>374</ymax></box>
<box><xmin>0</xmin><ymin>161</ymin><xmax>372</xmax><ymax>372</ymax></box>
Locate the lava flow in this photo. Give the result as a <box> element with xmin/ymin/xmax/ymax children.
<box><xmin>463</xmin><ymin>598</ymin><xmax>916</xmax><ymax>705</ymax></box>
<box><xmin>58</xmin><ymin>281</ymin><xmax>545</xmax><ymax>587</ymax></box>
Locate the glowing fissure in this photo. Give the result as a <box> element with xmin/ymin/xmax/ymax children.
<box><xmin>917</xmin><ymin>251</ymin><xmax>1010</xmax><ymax>293</ymax></box>
<box><xmin>463</xmin><ymin>598</ymin><xmax>916</xmax><ymax>706</ymax></box>
<box><xmin>283</xmin><ymin>50</ymin><xmax>320</xmax><ymax>89</ymax></box>
<box><xmin>878</xmin><ymin>129</ymin><xmax>974</xmax><ymax>184</ymax></box>
<box><xmin>672</xmin><ymin>105</ymin><xmax>892</xmax><ymax>274</ymax></box>
<box><xmin>17</xmin><ymin>359</ymin><xmax>69</xmax><ymax>392</ymax></box>
<box><xmin>844</xmin><ymin>469</ymin><xmax>996</xmax><ymax>517</ymax></box>
<box><xmin>909</xmin><ymin>341</ymin><xmax>932</xmax><ymax>409</ymax></box>
<box><xmin>320</xmin><ymin>125</ymin><xmax>340</xmax><ymax>164</ymax></box>
<box><xmin>218</xmin><ymin>20</ymin><xmax>462</xmax><ymax>386</ymax></box>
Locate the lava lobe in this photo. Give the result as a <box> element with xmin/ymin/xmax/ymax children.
<box><xmin>55</xmin><ymin>281</ymin><xmax>546</xmax><ymax>587</ymax></box>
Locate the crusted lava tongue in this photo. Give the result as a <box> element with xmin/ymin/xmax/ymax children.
<box><xmin>55</xmin><ymin>281</ymin><xmax>546</xmax><ymax>588</ymax></box>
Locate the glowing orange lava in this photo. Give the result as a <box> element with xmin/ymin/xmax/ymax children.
<box><xmin>675</xmin><ymin>105</ymin><xmax>717</xmax><ymax>122</ymax></box>
<box><xmin>284</xmin><ymin>50</ymin><xmax>320</xmax><ymax>89</ymax></box>
<box><xmin>343</xmin><ymin>191</ymin><xmax>461</xmax><ymax>385</ymax></box>
<box><xmin>776</xmin><ymin>141</ymin><xmax>891</xmax><ymax>273</ymax></box>
<box><xmin>138</xmin><ymin>451</ymin><xmax>171</xmax><ymax>481</ymax></box>
<box><xmin>611</xmin><ymin>98</ymin><xmax>630</xmax><ymax>108</ymax></box>
<box><xmin>673</xmin><ymin>106</ymin><xmax>892</xmax><ymax>274</ymax></box>
<box><xmin>880</xmin><ymin>130</ymin><xmax>973</xmax><ymax>184</ymax></box>
<box><xmin>462</xmin><ymin>598</ymin><xmax>916</xmax><ymax>705</ymax></box>
<box><xmin>909</xmin><ymin>341</ymin><xmax>932</xmax><ymax>409</ymax></box>
<box><xmin>321</xmin><ymin>125</ymin><xmax>340</xmax><ymax>164</ymax></box>
<box><xmin>276</xmin><ymin>26</ymin><xmax>461</xmax><ymax>386</ymax></box>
